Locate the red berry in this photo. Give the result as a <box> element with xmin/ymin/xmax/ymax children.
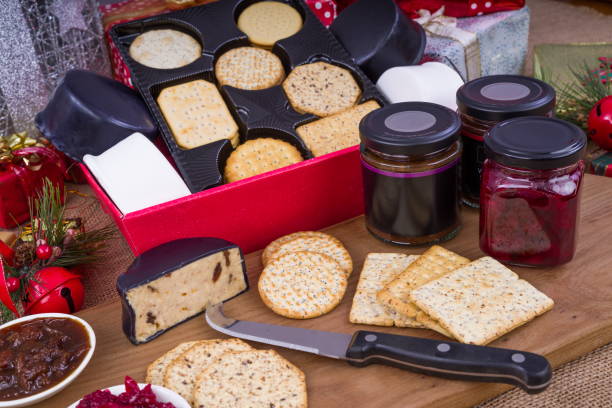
<box><xmin>36</xmin><ymin>244</ymin><xmax>53</xmax><ymax>260</ymax></box>
<box><xmin>6</xmin><ymin>277</ymin><xmax>20</xmax><ymax>293</ymax></box>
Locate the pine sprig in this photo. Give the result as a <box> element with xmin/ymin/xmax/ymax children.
<box><xmin>50</xmin><ymin>226</ymin><xmax>116</xmax><ymax>267</ymax></box>
<box><xmin>28</xmin><ymin>180</ymin><xmax>67</xmax><ymax>247</ymax></box>
<box><xmin>538</xmin><ymin>62</ymin><xmax>612</xmax><ymax>129</ymax></box>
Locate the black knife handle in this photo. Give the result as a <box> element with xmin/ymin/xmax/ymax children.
<box><xmin>346</xmin><ymin>331</ymin><xmax>552</xmax><ymax>393</ymax></box>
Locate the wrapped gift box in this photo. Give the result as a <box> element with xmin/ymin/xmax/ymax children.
<box><xmin>0</xmin><ymin>146</ymin><xmax>65</xmax><ymax>229</ymax></box>
<box><xmin>590</xmin><ymin>152</ymin><xmax>612</xmax><ymax>178</ymax></box>
<box><xmin>422</xmin><ymin>6</ymin><xmax>530</xmax><ymax>81</ymax></box>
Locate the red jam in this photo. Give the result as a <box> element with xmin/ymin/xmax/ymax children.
<box><xmin>479</xmin><ymin>117</ymin><xmax>586</xmax><ymax>267</ymax></box>
<box><xmin>480</xmin><ymin>160</ymin><xmax>584</xmax><ymax>267</ymax></box>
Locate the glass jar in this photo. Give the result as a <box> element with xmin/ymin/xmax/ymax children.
<box><xmin>480</xmin><ymin>117</ymin><xmax>587</xmax><ymax>267</ymax></box>
<box><xmin>360</xmin><ymin>102</ymin><xmax>462</xmax><ymax>245</ymax></box>
<box><xmin>457</xmin><ymin>75</ymin><xmax>556</xmax><ymax>207</ymax></box>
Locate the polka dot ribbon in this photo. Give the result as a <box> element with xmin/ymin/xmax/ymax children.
<box><xmin>306</xmin><ymin>0</ymin><xmax>338</xmax><ymax>27</ymax></box>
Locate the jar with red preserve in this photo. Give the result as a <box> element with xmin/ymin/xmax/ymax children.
<box><xmin>457</xmin><ymin>75</ymin><xmax>556</xmax><ymax>207</ymax></box>
<box><xmin>480</xmin><ymin>117</ymin><xmax>587</xmax><ymax>267</ymax></box>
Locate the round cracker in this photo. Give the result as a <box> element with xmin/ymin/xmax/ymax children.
<box><xmin>129</xmin><ymin>29</ymin><xmax>201</xmax><ymax>69</ymax></box>
<box><xmin>283</xmin><ymin>62</ymin><xmax>361</xmax><ymax>117</ymax></box>
<box><xmin>258</xmin><ymin>251</ymin><xmax>347</xmax><ymax>319</ymax></box>
<box><xmin>193</xmin><ymin>349</ymin><xmax>307</xmax><ymax>408</ymax></box>
<box><xmin>216</xmin><ymin>47</ymin><xmax>285</xmax><ymax>90</ymax></box>
<box><xmin>262</xmin><ymin>231</ymin><xmax>334</xmax><ymax>266</ymax></box>
<box><xmin>266</xmin><ymin>235</ymin><xmax>353</xmax><ymax>277</ymax></box>
<box><xmin>237</xmin><ymin>1</ymin><xmax>303</xmax><ymax>48</ymax></box>
<box><xmin>224</xmin><ymin>138</ymin><xmax>303</xmax><ymax>183</ymax></box>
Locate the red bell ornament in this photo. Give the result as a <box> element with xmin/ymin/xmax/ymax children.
<box><xmin>23</xmin><ymin>267</ymin><xmax>84</xmax><ymax>315</ymax></box>
<box><xmin>587</xmin><ymin>95</ymin><xmax>612</xmax><ymax>151</ymax></box>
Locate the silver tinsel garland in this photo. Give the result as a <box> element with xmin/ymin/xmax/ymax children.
<box><xmin>0</xmin><ymin>0</ymin><xmax>110</xmax><ymax>137</ymax></box>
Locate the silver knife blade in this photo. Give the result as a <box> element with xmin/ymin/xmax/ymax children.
<box><xmin>205</xmin><ymin>303</ymin><xmax>352</xmax><ymax>359</ymax></box>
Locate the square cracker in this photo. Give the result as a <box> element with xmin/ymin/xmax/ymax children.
<box><xmin>377</xmin><ymin>246</ymin><xmax>470</xmax><ymax>319</ymax></box>
<box><xmin>296</xmin><ymin>100</ymin><xmax>380</xmax><ymax>157</ymax></box>
<box><xmin>410</xmin><ymin>257</ymin><xmax>555</xmax><ymax>345</ymax></box>
<box><xmin>157</xmin><ymin>79</ymin><xmax>238</xmax><ymax>149</ymax></box>
<box><xmin>349</xmin><ymin>253</ymin><xmax>423</xmax><ymax>328</ymax></box>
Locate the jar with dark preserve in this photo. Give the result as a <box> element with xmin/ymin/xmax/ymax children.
<box><xmin>360</xmin><ymin>102</ymin><xmax>462</xmax><ymax>245</ymax></box>
<box><xmin>457</xmin><ymin>75</ymin><xmax>556</xmax><ymax>207</ymax></box>
<box><xmin>480</xmin><ymin>117</ymin><xmax>587</xmax><ymax>267</ymax></box>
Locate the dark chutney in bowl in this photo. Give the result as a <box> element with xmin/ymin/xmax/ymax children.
<box><xmin>0</xmin><ymin>317</ymin><xmax>91</xmax><ymax>401</ymax></box>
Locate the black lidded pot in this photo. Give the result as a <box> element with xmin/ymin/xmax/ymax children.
<box><xmin>360</xmin><ymin>102</ymin><xmax>462</xmax><ymax>245</ymax></box>
<box><xmin>456</xmin><ymin>75</ymin><xmax>556</xmax><ymax>208</ymax></box>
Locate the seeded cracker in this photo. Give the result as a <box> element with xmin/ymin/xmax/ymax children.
<box><xmin>145</xmin><ymin>341</ymin><xmax>198</xmax><ymax>385</ymax></box>
<box><xmin>262</xmin><ymin>231</ymin><xmax>334</xmax><ymax>266</ymax></box>
<box><xmin>129</xmin><ymin>29</ymin><xmax>201</xmax><ymax>70</ymax></box>
<box><xmin>297</xmin><ymin>101</ymin><xmax>380</xmax><ymax>156</ymax></box>
<box><xmin>224</xmin><ymin>138</ymin><xmax>303</xmax><ymax>183</ymax></box>
<box><xmin>411</xmin><ymin>257</ymin><xmax>555</xmax><ymax>345</ymax></box>
<box><xmin>157</xmin><ymin>80</ymin><xmax>239</xmax><ymax>149</ymax></box>
<box><xmin>163</xmin><ymin>338</ymin><xmax>253</xmax><ymax>404</ymax></box>
<box><xmin>349</xmin><ymin>253</ymin><xmax>423</xmax><ymax>327</ymax></box>
<box><xmin>377</xmin><ymin>246</ymin><xmax>470</xmax><ymax>320</ymax></box>
<box><xmin>237</xmin><ymin>1</ymin><xmax>303</xmax><ymax>48</ymax></box>
<box><xmin>258</xmin><ymin>251</ymin><xmax>347</xmax><ymax>319</ymax></box>
<box><xmin>216</xmin><ymin>47</ymin><xmax>285</xmax><ymax>90</ymax></box>
<box><xmin>267</xmin><ymin>235</ymin><xmax>353</xmax><ymax>277</ymax></box>
<box><xmin>283</xmin><ymin>62</ymin><xmax>361</xmax><ymax>117</ymax></box>
<box><xmin>193</xmin><ymin>349</ymin><xmax>307</xmax><ymax>408</ymax></box>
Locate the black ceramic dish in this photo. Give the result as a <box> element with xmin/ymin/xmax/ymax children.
<box><xmin>35</xmin><ymin>70</ymin><xmax>158</xmax><ymax>162</ymax></box>
<box><xmin>330</xmin><ymin>0</ymin><xmax>426</xmax><ymax>82</ymax></box>
<box><xmin>110</xmin><ymin>0</ymin><xmax>385</xmax><ymax>193</ymax></box>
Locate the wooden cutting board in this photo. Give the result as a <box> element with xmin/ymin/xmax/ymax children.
<box><xmin>37</xmin><ymin>174</ymin><xmax>612</xmax><ymax>408</ymax></box>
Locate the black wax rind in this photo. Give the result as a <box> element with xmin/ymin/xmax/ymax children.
<box><xmin>117</xmin><ymin>237</ymin><xmax>249</xmax><ymax>345</ymax></box>
<box><xmin>35</xmin><ymin>70</ymin><xmax>158</xmax><ymax>161</ymax></box>
<box><xmin>109</xmin><ymin>0</ymin><xmax>384</xmax><ymax>193</ymax></box>
<box><xmin>330</xmin><ymin>0</ymin><xmax>426</xmax><ymax>82</ymax></box>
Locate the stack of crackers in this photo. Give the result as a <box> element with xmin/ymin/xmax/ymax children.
<box><xmin>147</xmin><ymin>338</ymin><xmax>307</xmax><ymax>407</ymax></box>
<box><xmin>258</xmin><ymin>231</ymin><xmax>352</xmax><ymax>319</ymax></box>
<box><xmin>350</xmin><ymin>246</ymin><xmax>555</xmax><ymax>345</ymax></box>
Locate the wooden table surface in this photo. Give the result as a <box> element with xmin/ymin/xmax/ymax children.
<box><xmin>37</xmin><ymin>174</ymin><xmax>612</xmax><ymax>408</ymax></box>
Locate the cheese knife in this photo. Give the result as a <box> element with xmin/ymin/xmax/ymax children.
<box><xmin>205</xmin><ymin>303</ymin><xmax>552</xmax><ymax>393</ymax></box>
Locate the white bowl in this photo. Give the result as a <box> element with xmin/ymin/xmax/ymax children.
<box><xmin>67</xmin><ymin>384</ymin><xmax>190</xmax><ymax>408</ymax></box>
<box><xmin>0</xmin><ymin>313</ymin><xmax>96</xmax><ymax>408</ymax></box>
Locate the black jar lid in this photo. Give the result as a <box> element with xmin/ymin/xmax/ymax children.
<box><xmin>456</xmin><ymin>75</ymin><xmax>556</xmax><ymax>121</ymax></box>
<box><xmin>360</xmin><ymin>102</ymin><xmax>460</xmax><ymax>156</ymax></box>
<box><xmin>485</xmin><ymin>117</ymin><xmax>586</xmax><ymax>170</ymax></box>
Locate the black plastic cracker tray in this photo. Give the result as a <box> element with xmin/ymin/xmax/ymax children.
<box><xmin>110</xmin><ymin>0</ymin><xmax>386</xmax><ymax>193</ymax></box>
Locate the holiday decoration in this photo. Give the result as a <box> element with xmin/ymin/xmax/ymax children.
<box><xmin>418</xmin><ymin>6</ymin><xmax>530</xmax><ymax>81</ymax></box>
<box><xmin>335</xmin><ymin>0</ymin><xmax>524</xmax><ymax>18</ymax></box>
<box><xmin>0</xmin><ymin>0</ymin><xmax>110</xmax><ymax>136</ymax></box>
<box><xmin>0</xmin><ymin>132</ymin><xmax>66</xmax><ymax>228</ymax></box>
<box><xmin>0</xmin><ymin>180</ymin><xmax>114</xmax><ymax>323</ymax></box>
<box><xmin>23</xmin><ymin>267</ymin><xmax>85</xmax><ymax>315</ymax></box>
<box><xmin>539</xmin><ymin>61</ymin><xmax>612</xmax><ymax>130</ymax></box>
<box><xmin>587</xmin><ymin>96</ymin><xmax>612</xmax><ymax>151</ymax></box>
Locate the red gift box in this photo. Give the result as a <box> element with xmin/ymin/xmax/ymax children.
<box><xmin>0</xmin><ymin>147</ymin><xmax>66</xmax><ymax>229</ymax></box>
<box><xmin>87</xmin><ymin>0</ymin><xmax>357</xmax><ymax>256</ymax></box>
<box><xmin>83</xmin><ymin>146</ymin><xmax>363</xmax><ymax>256</ymax></box>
